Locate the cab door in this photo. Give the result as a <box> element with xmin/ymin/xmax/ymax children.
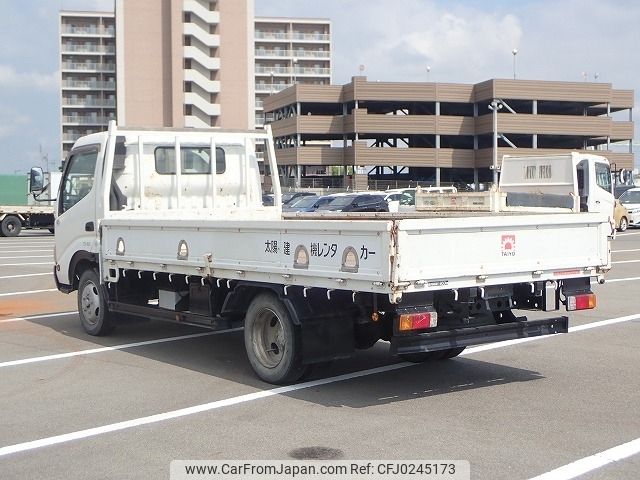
<box><xmin>54</xmin><ymin>145</ymin><xmax>101</xmax><ymax>287</ymax></box>
<box><xmin>590</xmin><ymin>160</ymin><xmax>615</xmax><ymax>216</ymax></box>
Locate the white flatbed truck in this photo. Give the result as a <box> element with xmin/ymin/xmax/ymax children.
<box><xmin>42</xmin><ymin>122</ymin><xmax>612</xmax><ymax>383</ymax></box>
<box><xmin>0</xmin><ymin>172</ymin><xmax>60</xmax><ymax>237</ymax></box>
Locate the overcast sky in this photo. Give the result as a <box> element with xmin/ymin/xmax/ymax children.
<box><xmin>0</xmin><ymin>0</ymin><xmax>637</xmax><ymax>174</ymax></box>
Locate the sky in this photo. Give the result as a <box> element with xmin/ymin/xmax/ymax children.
<box><xmin>0</xmin><ymin>0</ymin><xmax>638</xmax><ymax>174</ymax></box>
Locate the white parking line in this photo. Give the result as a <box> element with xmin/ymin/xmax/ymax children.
<box><xmin>0</xmin><ymin>328</ymin><xmax>242</xmax><ymax>368</ymax></box>
<box><xmin>0</xmin><ymin>262</ymin><xmax>53</xmax><ymax>266</ymax></box>
<box><xmin>0</xmin><ymin>312</ymin><xmax>77</xmax><ymax>324</ymax></box>
<box><xmin>0</xmin><ymin>250</ymin><xmax>52</xmax><ymax>254</ymax></box>
<box><xmin>0</xmin><ymin>256</ymin><xmax>51</xmax><ymax>259</ymax></box>
<box><xmin>0</xmin><ymin>273</ymin><xmax>51</xmax><ymax>280</ymax></box>
<box><xmin>616</xmin><ymin>231</ymin><xmax>640</xmax><ymax>237</ymax></box>
<box><xmin>611</xmin><ymin>259</ymin><xmax>640</xmax><ymax>264</ymax></box>
<box><xmin>528</xmin><ymin>437</ymin><xmax>640</xmax><ymax>480</ymax></box>
<box><xmin>0</xmin><ymin>312</ymin><xmax>637</xmax><ymax>458</ymax></box>
<box><xmin>0</xmin><ymin>242</ymin><xmax>54</xmax><ymax>246</ymax></box>
<box><xmin>604</xmin><ymin>276</ymin><xmax>640</xmax><ymax>284</ymax></box>
<box><xmin>0</xmin><ymin>289</ymin><xmax>57</xmax><ymax>297</ymax></box>
<box><xmin>612</xmin><ymin>248</ymin><xmax>640</xmax><ymax>253</ymax></box>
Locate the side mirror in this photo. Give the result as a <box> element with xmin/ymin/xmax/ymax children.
<box><xmin>29</xmin><ymin>167</ymin><xmax>44</xmax><ymax>192</ymax></box>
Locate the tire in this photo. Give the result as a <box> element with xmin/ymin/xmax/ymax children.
<box><xmin>399</xmin><ymin>350</ymin><xmax>446</xmax><ymax>363</ymax></box>
<box><xmin>440</xmin><ymin>346</ymin><xmax>466</xmax><ymax>359</ymax></box>
<box><xmin>77</xmin><ymin>268</ymin><xmax>114</xmax><ymax>336</ymax></box>
<box><xmin>244</xmin><ymin>292</ymin><xmax>308</xmax><ymax>384</ymax></box>
<box><xmin>1</xmin><ymin>216</ymin><xmax>22</xmax><ymax>237</ymax></box>
<box><xmin>618</xmin><ymin>217</ymin><xmax>628</xmax><ymax>232</ymax></box>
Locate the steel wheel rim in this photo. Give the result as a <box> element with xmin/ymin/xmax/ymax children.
<box><xmin>620</xmin><ymin>218</ymin><xmax>627</xmax><ymax>230</ymax></box>
<box><xmin>7</xmin><ymin>221</ymin><xmax>16</xmax><ymax>233</ymax></box>
<box><xmin>81</xmin><ymin>281</ymin><xmax>101</xmax><ymax>326</ymax></box>
<box><xmin>251</xmin><ymin>307</ymin><xmax>285</xmax><ymax>369</ymax></box>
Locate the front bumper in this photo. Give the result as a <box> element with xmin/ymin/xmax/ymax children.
<box><xmin>53</xmin><ymin>266</ymin><xmax>73</xmax><ymax>294</ymax></box>
<box><xmin>391</xmin><ymin>316</ymin><xmax>568</xmax><ymax>355</ymax></box>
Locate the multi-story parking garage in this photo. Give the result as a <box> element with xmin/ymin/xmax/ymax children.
<box><xmin>263</xmin><ymin>76</ymin><xmax>634</xmax><ymax>189</ymax></box>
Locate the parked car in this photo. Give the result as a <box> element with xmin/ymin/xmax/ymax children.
<box><xmin>614</xmin><ymin>199</ymin><xmax>630</xmax><ymax>232</ymax></box>
<box><xmin>283</xmin><ymin>195</ymin><xmax>336</xmax><ymax>212</ymax></box>
<box><xmin>317</xmin><ymin>193</ymin><xmax>389</xmax><ymax>212</ymax></box>
<box><xmin>618</xmin><ymin>187</ymin><xmax>640</xmax><ymax>228</ymax></box>
<box><xmin>281</xmin><ymin>191</ymin><xmax>317</xmax><ymax>205</ymax></box>
<box><xmin>384</xmin><ymin>188</ymin><xmax>416</xmax><ymax>206</ymax></box>
<box><xmin>614</xmin><ymin>185</ymin><xmax>635</xmax><ymax>199</ymax></box>
<box><xmin>262</xmin><ymin>193</ymin><xmax>275</xmax><ymax>206</ymax></box>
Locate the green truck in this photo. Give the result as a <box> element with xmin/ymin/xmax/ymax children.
<box><xmin>0</xmin><ymin>172</ymin><xmax>59</xmax><ymax>237</ymax></box>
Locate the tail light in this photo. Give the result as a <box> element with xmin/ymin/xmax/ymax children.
<box><xmin>398</xmin><ymin>311</ymin><xmax>438</xmax><ymax>332</ymax></box>
<box><xmin>566</xmin><ymin>293</ymin><xmax>596</xmax><ymax>311</ymax></box>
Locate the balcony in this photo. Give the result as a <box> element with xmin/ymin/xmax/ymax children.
<box><xmin>60</xmin><ymin>44</ymin><xmax>115</xmax><ymax>54</ymax></box>
<box><xmin>63</xmin><ymin>115</ymin><xmax>112</xmax><ymax>125</ymax></box>
<box><xmin>62</xmin><ymin>98</ymin><xmax>116</xmax><ymax>107</ymax></box>
<box><xmin>62</xmin><ymin>133</ymin><xmax>85</xmax><ymax>142</ymax></box>
<box><xmin>291</xmin><ymin>32</ymin><xmax>330</xmax><ymax>42</ymax></box>
<box><xmin>255</xmin><ymin>31</ymin><xmax>330</xmax><ymax>42</ymax></box>
<box><xmin>61</xmin><ymin>62</ymin><xmax>115</xmax><ymax>72</ymax></box>
<box><xmin>255</xmin><ymin>49</ymin><xmax>330</xmax><ymax>59</ymax></box>
<box><xmin>62</xmin><ymin>80</ymin><xmax>116</xmax><ymax>90</ymax></box>
<box><xmin>60</xmin><ymin>26</ymin><xmax>115</xmax><ymax>36</ymax></box>
<box><xmin>256</xmin><ymin>66</ymin><xmax>330</xmax><ymax>76</ymax></box>
<box><xmin>255</xmin><ymin>83</ymin><xmax>291</xmax><ymax>94</ymax></box>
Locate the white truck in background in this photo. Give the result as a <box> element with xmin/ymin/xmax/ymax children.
<box><xmin>0</xmin><ymin>171</ymin><xmax>61</xmax><ymax>237</ymax></box>
<box><xmin>39</xmin><ymin>122</ymin><xmax>613</xmax><ymax>384</ymax></box>
<box><xmin>416</xmin><ymin>152</ymin><xmax>616</xmax><ymax>218</ymax></box>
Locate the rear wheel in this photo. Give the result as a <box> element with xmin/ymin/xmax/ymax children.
<box><xmin>77</xmin><ymin>268</ymin><xmax>114</xmax><ymax>336</ymax></box>
<box><xmin>618</xmin><ymin>217</ymin><xmax>628</xmax><ymax>232</ymax></box>
<box><xmin>1</xmin><ymin>216</ymin><xmax>22</xmax><ymax>237</ymax></box>
<box><xmin>244</xmin><ymin>292</ymin><xmax>308</xmax><ymax>384</ymax></box>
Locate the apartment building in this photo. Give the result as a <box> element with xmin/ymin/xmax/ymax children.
<box><xmin>254</xmin><ymin>17</ymin><xmax>331</xmax><ymax>127</ymax></box>
<box><xmin>59</xmin><ymin>11</ymin><xmax>116</xmax><ymax>159</ymax></box>
<box><xmin>263</xmin><ymin>76</ymin><xmax>635</xmax><ymax>189</ymax></box>
<box><xmin>60</xmin><ymin>2</ymin><xmax>332</xmax><ymax>161</ymax></box>
<box><xmin>115</xmin><ymin>0</ymin><xmax>253</xmax><ymax>130</ymax></box>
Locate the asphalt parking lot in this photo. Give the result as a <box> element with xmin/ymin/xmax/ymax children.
<box><xmin>0</xmin><ymin>230</ymin><xmax>638</xmax><ymax>479</ymax></box>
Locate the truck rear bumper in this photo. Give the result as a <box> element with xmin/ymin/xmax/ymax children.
<box><xmin>390</xmin><ymin>316</ymin><xmax>568</xmax><ymax>355</ymax></box>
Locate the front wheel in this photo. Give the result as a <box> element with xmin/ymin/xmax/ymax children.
<box><xmin>618</xmin><ymin>217</ymin><xmax>628</xmax><ymax>232</ymax></box>
<box><xmin>77</xmin><ymin>268</ymin><xmax>114</xmax><ymax>336</ymax></box>
<box><xmin>1</xmin><ymin>216</ymin><xmax>22</xmax><ymax>237</ymax></box>
<box><xmin>244</xmin><ymin>292</ymin><xmax>308</xmax><ymax>384</ymax></box>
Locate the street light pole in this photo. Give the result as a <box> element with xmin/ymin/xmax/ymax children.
<box><xmin>488</xmin><ymin>99</ymin><xmax>503</xmax><ymax>186</ymax></box>
<box><xmin>512</xmin><ymin>48</ymin><xmax>518</xmax><ymax>80</ymax></box>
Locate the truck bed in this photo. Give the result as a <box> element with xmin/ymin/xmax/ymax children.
<box><xmin>100</xmin><ymin>209</ymin><xmax>610</xmax><ymax>301</ymax></box>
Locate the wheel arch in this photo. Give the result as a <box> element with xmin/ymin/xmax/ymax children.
<box><xmin>68</xmin><ymin>251</ymin><xmax>99</xmax><ymax>291</ymax></box>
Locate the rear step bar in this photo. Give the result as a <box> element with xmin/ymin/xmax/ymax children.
<box><xmin>391</xmin><ymin>316</ymin><xmax>568</xmax><ymax>355</ymax></box>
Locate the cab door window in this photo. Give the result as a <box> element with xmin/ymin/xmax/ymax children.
<box><xmin>595</xmin><ymin>163</ymin><xmax>612</xmax><ymax>193</ymax></box>
<box><xmin>59</xmin><ymin>148</ymin><xmax>99</xmax><ymax>214</ymax></box>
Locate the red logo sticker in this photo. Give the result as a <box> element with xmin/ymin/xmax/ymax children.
<box><xmin>501</xmin><ymin>234</ymin><xmax>516</xmax><ymax>256</ymax></box>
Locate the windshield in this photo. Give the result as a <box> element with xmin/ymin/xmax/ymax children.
<box><xmin>59</xmin><ymin>147</ymin><xmax>99</xmax><ymax>214</ymax></box>
<box><xmin>289</xmin><ymin>196</ymin><xmax>318</xmax><ymax>208</ymax></box>
<box><xmin>620</xmin><ymin>190</ymin><xmax>640</xmax><ymax>205</ymax></box>
<box><xmin>325</xmin><ymin>196</ymin><xmax>356</xmax><ymax>207</ymax></box>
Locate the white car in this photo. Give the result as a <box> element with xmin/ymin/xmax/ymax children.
<box><xmin>618</xmin><ymin>187</ymin><xmax>640</xmax><ymax>228</ymax></box>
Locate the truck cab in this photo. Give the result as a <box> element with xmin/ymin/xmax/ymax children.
<box><xmin>499</xmin><ymin>152</ymin><xmax>615</xmax><ymax>217</ymax></box>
